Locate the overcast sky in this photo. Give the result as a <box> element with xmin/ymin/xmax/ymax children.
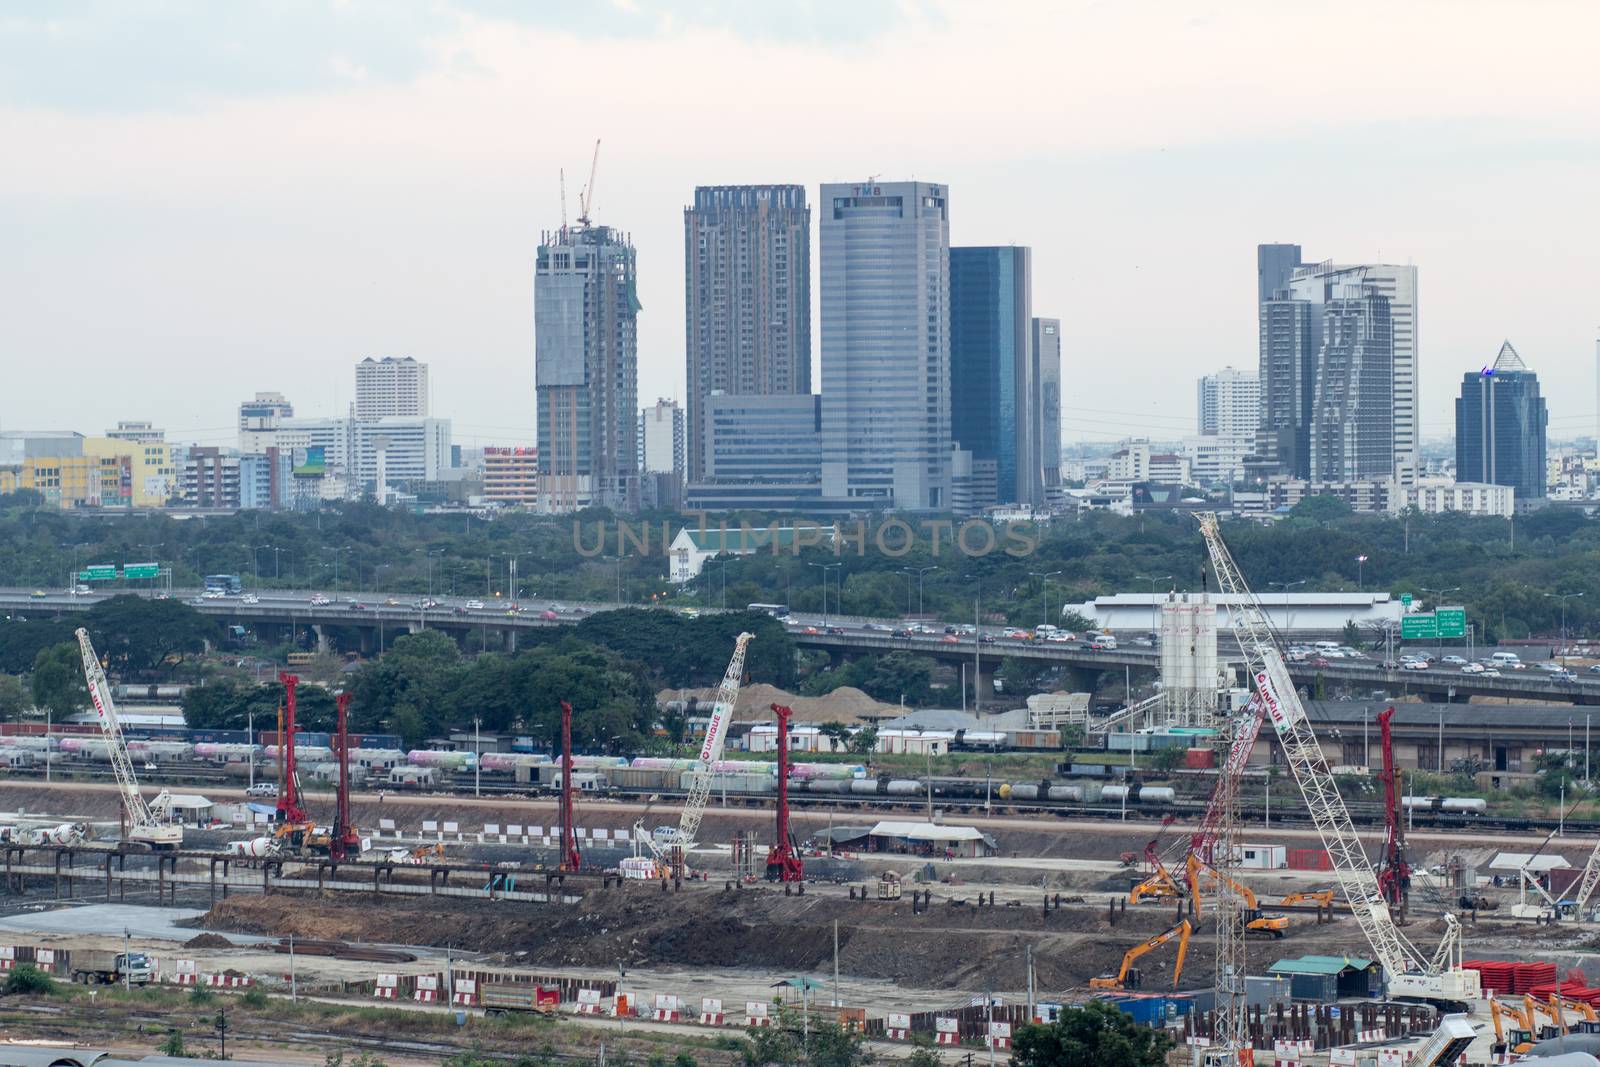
<box><xmin>3</xmin><ymin>1</ymin><xmax>1598</xmax><ymax>450</ymax></box>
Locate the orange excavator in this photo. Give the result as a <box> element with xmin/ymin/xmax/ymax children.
<box><xmin>1489</xmin><ymin>996</ymin><xmax>1535</xmax><ymax>1058</ymax></box>
<box><xmin>1126</xmin><ymin>818</ymin><xmax>1187</xmax><ymax>905</ymax></box>
<box><xmin>1187</xmin><ymin>856</ymin><xmax>1289</xmax><ymax>938</ymax></box>
<box><xmin>1090</xmin><ymin>919</ymin><xmax>1192</xmax><ymax>991</ymax></box>
<box><xmin>1279</xmin><ymin>889</ymin><xmax>1335</xmax><ymax>908</ymax></box>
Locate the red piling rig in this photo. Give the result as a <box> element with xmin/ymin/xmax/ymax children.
<box><xmin>330</xmin><ymin>692</ymin><xmax>360</xmax><ymax>862</ymax></box>
<box><xmin>765</xmin><ymin>703</ymin><xmax>805</xmax><ymax>882</ymax></box>
<box><xmin>275</xmin><ymin>672</ymin><xmax>307</xmax><ymax>824</ymax></box>
<box><xmin>1376</xmin><ymin>706</ymin><xmax>1411</xmax><ymax>915</ymax></box>
<box><xmin>559</xmin><ymin>700</ymin><xmax>580</xmax><ymax>872</ymax></box>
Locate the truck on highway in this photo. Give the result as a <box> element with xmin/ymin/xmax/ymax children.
<box><xmin>480</xmin><ymin>981</ymin><xmax>561</xmax><ymax>1015</ymax></box>
<box><xmin>71</xmin><ymin>949</ymin><xmax>155</xmax><ymax>986</ymax></box>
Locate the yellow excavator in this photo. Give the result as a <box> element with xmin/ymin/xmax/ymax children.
<box><xmin>1490</xmin><ymin>996</ymin><xmax>1535</xmax><ymax>1059</ymax></box>
<box><xmin>1187</xmin><ymin>856</ymin><xmax>1289</xmax><ymax>938</ymax></box>
<box><xmin>1126</xmin><ymin>834</ymin><xmax>1188</xmax><ymax>905</ymax></box>
<box><xmin>1090</xmin><ymin>919</ymin><xmax>1192</xmax><ymax>991</ymax></box>
<box><xmin>1278</xmin><ymin>889</ymin><xmax>1335</xmax><ymax>908</ymax></box>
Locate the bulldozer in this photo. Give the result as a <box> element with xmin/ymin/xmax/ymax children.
<box><xmin>1090</xmin><ymin>919</ymin><xmax>1191</xmax><ymax>991</ymax></box>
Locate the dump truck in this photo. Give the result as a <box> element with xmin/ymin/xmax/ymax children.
<box><xmin>71</xmin><ymin>949</ymin><xmax>155</xmax><ymax>986</ymax></box>
<box><xmin>480</xmin><ymin>981</ymin><xmax>561</xmax><ymax>1015</ymax></box>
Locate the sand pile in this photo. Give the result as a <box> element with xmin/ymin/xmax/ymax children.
<box><xmin>657</xmin><ymin>682</ymin><xmax>900</xmax><ymax>724</ymax></box>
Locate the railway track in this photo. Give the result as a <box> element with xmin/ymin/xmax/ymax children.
<box><xmin>7</xmin><ymin>762</ymin><xmax>1586</xmax><ymax>838</ymax></box>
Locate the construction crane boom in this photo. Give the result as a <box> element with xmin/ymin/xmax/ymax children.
<box><xmin>651</xmin><ymin>632</ymin><xmax>752</xmax><ymax>876</ymax></box>
<box><xmin>1197</xmin><ymin>513</ymin><xmax>1478</xmax><ymax>1006</ymax></box>
<box><xmin>1573</xmin><ymin>834</ymin><xmax>1600</xmax><ymax>916</ymax></box>
<box><xmin>577</xmin><ymin>138</ymin><xmax>601</xmax><ymax>226</ymax></box>
<box><xmin>1376</xmin><ymin>706</ymin><xmax>1411</xmax><ymax>916</ymax></box>
<box><xmin>75</xmin><ymin>629</ymin><xmax>181</xmax><ymax>849</ymax></box>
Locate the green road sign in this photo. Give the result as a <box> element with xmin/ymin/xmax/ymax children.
<box><xmin>1436</xmin><ymin>606</ymin><xmax>1467</xmax><ymax>639</ymax></box>
<box><xmin>1401</xmin><ymin>613</ymin><xmax>1438</xmax><ymax>640</ymax></box>
<box><xmin>122</xmin><ymin>563</ymin><xmax>160</xmax><ymax>580</ymax></box>
<box><xmin>79</xmin><ymin>565</ymin><xmax>117</xmax><ymax>582</ymax></box>
<box><xmin>1399</xmin><ymin>593</ymin><xmax>1413</xmax><ymax>607</ymax></box>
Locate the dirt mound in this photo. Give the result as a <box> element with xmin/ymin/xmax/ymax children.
<box><xmin>659</xmin><ymin>682</ymin><xmax>898</xmax><ymax>724</ymax></box>
<box><xmin>183</xmin><ymin>932</ymin><xmax>235</xmax><ymax>948</ymax></box>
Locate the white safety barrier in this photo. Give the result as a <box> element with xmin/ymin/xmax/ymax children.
<box><xmin>204</xmin><ymin>974</ymin><xmax>253</xmax><ymax>987</ymax></box>
<box><xmin>935</xmin><ymin>1017</ymin><xmax>960</xmax><ymax>1045</ymax></box>
<box><xmin>452</xmin><ymin>978</ymin><xmax>477</xmax><ymax>1006</ymax></box>
<box><xmin>746</xmin><ymin>1002</ymin><xmax>770</xmax><ymax>1027</ymax></box>
<box><xmin>886</xmin><ymin>1012</ymin><xmax>911</xmax><ymax>1041</ymax></box>
<box><xmin>576</xmin><ymin>989</ymin><xmax>604</xmax><ymax>1015</ymax></box>
<box><xmin>374</xmin><ymin>973</ymin><xmax>399</xmax><ymax>1000</ymax></box>
<box><xmin>988</xmin><ymin>1022</ymin><xmax>1012</xmax><ymax>1051</ymax></box>
<box><xmin>653</xmin><ymin>993</ymin><xmax>681</xmax><ymax>1022</ymax></box>
<box><xmin>414</xmin><ymin>974</ymin><xmax>438</xmax><ymax>1002</ymax></box>
<box><xmin>172</xmin><ymin>959</ymin><xmax>197</xmax><ymax>985</ymax></box>
<box><xmin>699</xmin><ymin>997</ymin><xmax>724</xmax><ymax>1026</ymax></box>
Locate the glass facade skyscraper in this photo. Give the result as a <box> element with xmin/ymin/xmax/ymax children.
<box><xmin>1456</xmin><ymin>341</ymin><xmax>1547</xmax><ymax>500</ymax></box>
<box><xmin>819</xmin><ymin>180</ymin><xmax>950</xmax><ymax>510</ymax></box>
<box><xmin>950</xmin><ymin>246</ymin><xmax>1036</xmax><ymax>505</ymax></box>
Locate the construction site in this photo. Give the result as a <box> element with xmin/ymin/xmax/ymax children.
<box><xmin>1</xmin><ymin>515</ymin><xmax>1597</xmax><ymax>1067</ymax></box>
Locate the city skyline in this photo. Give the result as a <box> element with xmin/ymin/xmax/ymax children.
<box><xmin>3</xmin><ymin>4</ymin><xmax>1597</xmax><ymax>449</ymax></box>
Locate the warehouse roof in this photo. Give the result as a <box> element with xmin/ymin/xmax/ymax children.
<box><xmin>1305</xmin><ymin>701</ymin><xmax>1600</xmax><ymax>731</ymax></box>
<box><xmin>1268</xmin><ymin>955</ymin><xmax>1375</xmax><ymax>975</ymax></box>
<box><xmin>869</xmin><ymin>821</ymin><xmax>986</xmax><ymax>843</ymax></box>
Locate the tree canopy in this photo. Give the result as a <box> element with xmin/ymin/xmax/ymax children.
<box><xmin>1010</xmin><ymin>1001</ymin><xmax>1174</xmax><ymax>1067</ymax></box>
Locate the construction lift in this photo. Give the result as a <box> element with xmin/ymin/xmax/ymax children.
<box><xmin>1197</xmin><ymin>512</ymin><xmax>1480</xmax><ymax>1026</ymax></box>
<box><xmin>764</xmin><ymin>703</ymin><xmax>804</xmax><ymax>882</ymax></box>
<box><xmin>74</xmin><ymin>628</ymin><xmax>181</xmax><ymax>850</ymax></box>
<box><xmin>558</xmin><ymin>700</ymin><xmax>580</xmax><ymax>872</ymax></box>
<box><xmin>1089</xmin><ymin>919</ymin><xmax>1192</xmax><ymax>991</ymax></box>
<box><xmin>637</xmin><ymin>633</ymin><xmax>753</xmax><ymax>879</ymax></box>
<box><xmin>1375</xmin><ymin>706</ymin><xmax>1411</xmax><ymax>919</ymax></box>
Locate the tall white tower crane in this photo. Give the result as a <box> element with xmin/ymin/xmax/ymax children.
<box><xmin>1196</xmin><ymin>515</ymin><xmax>1478</xmax><ymax>1011</ymax></box>
<box><xmin>637</xmin><ymin>632</ymin><xmax>753</xmax><ymax>877</ymax></box>
<box><xmin>75</xmin><ymin>628</ymin><xmax>182</xmax><ymax>850</ymax></box>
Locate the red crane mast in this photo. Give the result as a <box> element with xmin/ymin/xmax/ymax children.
<box><xmin>1376</xmin><ymin>706</ymin><xmax>1410</xmax><ymax>916</ymax></box>
<box><xmin>275</xmin><ymin>673</ymin><xmax>307</xmax><ymax>824</ymax></box>
<box><xmin>330</xmin><ymin>692</ymin><xmax>360</xmax><ymax>862</ymax></box>
<box><xmin>764</xmin><ymin>704</ymin><xmax>804</xmax><ymax>882</ymax></box>
<box><xmin>559</xmin><ymin>700</ymin><xmax>580</xmax><ymax>872</ymax></box>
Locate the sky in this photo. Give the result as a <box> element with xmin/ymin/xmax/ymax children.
<box><xmin>3</xmin><ymin>0</ymin><xmax>1599</xmax><ymax>450</ymax></box>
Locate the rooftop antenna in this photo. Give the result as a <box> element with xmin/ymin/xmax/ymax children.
<box><xmin>577</xmin><ymin>138</ymin><xmax>601</xmax><ymax>227</ymax></box>
<box><xmin>559</xmin><ymin>168</ymin><xmax>568</xmax><ymax>233</ymax></box>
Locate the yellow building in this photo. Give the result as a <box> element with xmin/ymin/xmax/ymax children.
<box><xmin>82</xmin><ymin>437</ymin><xmax>175</xmax><ymax>507</ymax></box>
<box><xmin>0</xmin><ymin>455</ymin><xmax>104</xmax><ymax>508</ymax></box>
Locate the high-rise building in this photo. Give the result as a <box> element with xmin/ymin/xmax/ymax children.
<box><xmin>1307</xmin><ymin>283</ymin><xmax>1393</xmax><ymax>482</ymax></box>
<box><xmin>1032</xmin><ymin>317</ymin><xmax>1062</xmax><ymax>495</ymax></box>
<box><xmin>685</xmin><ymin>394</ymin><xmax>828</xmax><ymax>512</ymax></box>
<box><xmin>1196</xmin><ymin>368</ymin><xmax>1259</xmax><ymax>437</ymax></box>
<box><xmin>683</xmin><ymin>185</ymin><xmax>810</xmax><ymax>481</ymax></box>
<box><xmin>950</xmin><ymin>246</ymin><xmax>1036</xmax><ymax>506</ymax></box>
<box><xmin>482</xmin><ymin>447</ymin><xmax>540</xmax><ymax>507</ymax></box>
<box><xmin>275</xmin><ymin>416</ymin><xmax>450</xmax><ymax>500</ymax></box>
<box><xmin>355</xmin><ymin>357</ymin><xmax>429</xmax><ymax>418</ymax></box>
<box><xmin>640</xmin><ymin>399</ymin><xmax>684</xmax><ymax>475</ymax></box>
<box><xmin>238</xmin><ymin>392</ymin><xmax>294</xmax><ymax>452</ymax></box>
<box><xmin>1256</xmin><ymin>252</ymin><xmax>1419</xmax><ymax>484</ymax></box>
<box><xmin>819</xmin><ymin>180</ymin><xmax>951</xmax><ymax>510</ymax></box>
<box><xmin>1257</xmin><ymin>243</ymin><xmax>1304</xmax><ymax>303</ymax></box>
<box><xmin>535</xmin><ymin>223</ymin><xmax>640</xmax><ymax>512</ymax></box>
<box><xmin>1456</xmin><ymin>341</ymin><xmax>1547</xmax><ymax>500</ymax></box>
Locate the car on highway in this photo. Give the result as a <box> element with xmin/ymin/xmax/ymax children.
<box><xmin>29</xmin><ymin>590</ymin><xmax>46</xmax><ymax>599</ymax></box>
<box><xmin>1441</xmin><ymin>655</ymin><xmax>1467</xmax><ymax>665</ymax></box>
<box><xmin>1481</xmin><ymin>668</ymin><xmax>1502</xmax><ymax>677</ymax></box>
<box><xmin>202</xmin><ymin>589</ymin><xmax>225</xmax><ymax>600</ymax></box>
<box><xmin>866</xmin><ymin>622</ymin><xmax>894</xmax><ymax>632</ymax></box>
<box><xmin>1552</xmin><ymin>670</ymin><xmax>1579</xmax><ymax>682</ymax></box>
<box><xmin>1048</xmin><ymin>631</ymin><xmax>1076</xmax><ymax>643</ymax></box>
<box><xmin>240</xmin><ymin>594</ymin><xmax>259</xmax><ymax>605</ymax></box>
<box><xmin>309</xmin><ymin>594</ymin><xmax>332</xmax><ymax>606</ymax></box>
<box><xmin>349</xmin><ymin>602</ymin><xmax>369</xmax><ymax>611</ymax></box>
<box><xmin>1402</xmin><ymin>659</ymin><xmax>1428</xmax><ymax>671</ymax></box>
<box><xmin>464</xmin><ymin>599</ymin><xmax>485</xmax><ymax>610</ymax></box>
<box><xmin>1589</xmin><ymin>665</ymin><xmax>1600</xmax><ymax>675</ymax></box>
<box><xmin>1089</xmin><ymin>635</ymin><xmax>1118</xmax><ymax>650</ymax></box>
<box><xmin>539</xmin><ymin>609</ymin><xmax>559</xmax><ymax>621</ymax></box>
<box><xmin>1131</xmin><ymin>636</ymin><xmax>1154</xmax><ymax>647</ymax></box>
<box><xmin>941</xmin><ymin>634</ymin><xmax>960</xmax><ymax>644</ymax></box>
<box><xmin>801</xmin><ymin>626</ymin><xmax>820</xmax><ymax>635</ymax></box>
<box><xmin>891</xmin><ymin>628</ymin><xmax>912</xmax><ymax>638</ymax></box>
<box><xmin>153</xmin><ymin>591</ymin><xmax>170</xmax><ymax>600</ymax></box>
<box><xmin>980</xmin><ymin>634</ymin><xmax>997</xmax><ymax>644</ymax></box>
<box><xmin>385</xmin><ymin>598</ymin><xmax>400</xmax><ymax>607</ymax></box>
<box><xmin>826</xmin><ymin>626</ymin><xmax>845</xmax><ymax>635</ymax></box>
<box><xmin>71</xmin><ymin>584</ymin><xmax>92</xmax><ymax>596</ymax></box>
<box><xmin>1003</xmin><ymin>628</ymin><xmax>1031</xmax><ymax>640</ymax></box>
<box><xmin>1460</xmin><ymin>662</ymin><xmax>1485</xmax><ymax>674</ymax></box>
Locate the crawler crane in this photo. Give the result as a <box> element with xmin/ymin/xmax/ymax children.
<box><xmin>75</xmin><ymin>629</ymin><xmax>181</xmax><ymax>849</ymax></box>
